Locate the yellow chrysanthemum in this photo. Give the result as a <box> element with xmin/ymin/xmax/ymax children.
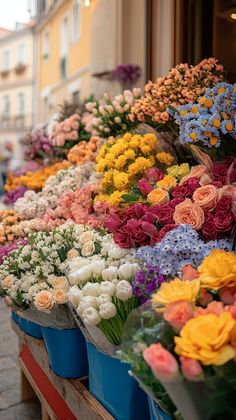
<box><xmin>101</xmin><ymin>172</ymin><xmax>113</xmax><ymax>189</ymax></box>
<box><xmin>115</xmin><ymin>155</ymin><xmax>127</xmax><ymax>170</ymax></box>
<box><xmin>113</xmin><ymin>172</ymin><xmax>130</xmax><ymax>191</ymax></box>
<box><xmin>108</xmin><ymin>191</ymin><xmax>126</xmax><ymax>206</ymax></box>
<box><xmin>198</xmin><ymin>250</ymin><xmax>236</xmax><ymax>290</ymax></box>
<box><xmin>124</xmin><ymin>149</ymin><xmax>136</xmax><ymax>160</ymax></box>
<box><xmin>175</xmin><ymin>312</ymin><xmax>236</xmax><ymax>366</ymax></box>
<box><xmin>156</xmin><ymin>152</ymin><xmax>175</xmax><ymax>166</ymax></box>
<box><xmin>152</xmin><ymin>278</ymin><xmax>200</xmax><ymax>306</ymax></box>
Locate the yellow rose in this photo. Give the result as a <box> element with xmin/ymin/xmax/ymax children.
<box><xmin>147</xmin><ymin>188</ymin><xmax>170</xmax><ymax>205</ymax></box>
<box><xmin>175</xmin><ymin>312</ymin><xmax>236</xmax><ymax>366</ymax></box>
<box><xmin>156</xmin><ymin>175</ymin><xmax>177</xmax><ymax>191</ymax></box>
<box><xmin>153</xmin><ymin>278</ymin><xmax>200</xmax><ymax>306</ymax></box>
<box><xmin>34</xmin><ymin>290</ymin><xmax>54</xmax><ymax>312</ymax></box>
<box><xmin>198</xmin><ymin>250</ymin><xmax>236</xmax><ymax>290</ymax></box>
<box><xmin>113</xmin><ymin>172</ymin><xmax>130</xmax><ymax>191</ymax></box>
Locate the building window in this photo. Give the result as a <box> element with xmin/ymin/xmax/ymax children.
<box><xmin>2</xmin><ymin>95</ymin><xmax>10</xmax><ymax>128</ymax></box>
<box><xmin>17</xmin><ymin>93</ymin><xmax>25</xmax><ymax>116</ymax></box>
<box><xmin>2</xmin><ymin>51</ymin><xmax>10</xmax><ymax>70</ymax></box>
<box><xmin>71</xmin><ymin>1</ymin><xmax>80</xmax><ymax>42</ymax></box>
<box><xmin>18</xmin><ymin>44</ymin><xmax>25</xmax><ymax>65</ymax></box>
<box><xmin>72</xmin><ymin>90</ymin><xmax>80</xmax><ymax>105</ymax></box>
<box><xmin>43</xmin><ymin>96</ymin><xmax>49</xmax><ymax>122</ymax></box>
<box><xmin>43</xmin><ymin>30</ymin><xmax>50</xmax><ymax>60</ymax></box>
<box><xmin>60</xmin><ymin>15</ymin><xmax>68</xmax><ymax>78</ymax></box>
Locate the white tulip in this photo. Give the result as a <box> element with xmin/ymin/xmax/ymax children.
<box><xmin>82</xmin><ymin>282</ymin><xmax>100</xmax><ymax>297</ymax></box>
<box><xmin>83</xmin><ymin>307</ymin><xmax>101</xmax><ymax>325</ymax></box>
<box><xmin>115</xmin><ymin>280</ymin><xmax>133</xmax><ymax>301</ymax></box>
<box><xmin>118</xmin><ymin>263</ymin><xmax>135</xmax><ymax>280</ymax></box>
<box><xmin>68</xmin><ymin>286</ymin><xmax>83</xmax><ymax>306</ymax></box>
<box><xmin>99</xmin><ymin>281</ymin><xmax>116</xmax><ymax>296</ymax></box>
<box><xmin>97</xmin><ymin>293</ymin><xmax>112</xmax><ymax>306</ymax></box>
<box><xmin>77</xmin><ymin>296</ymin><xmax>97</xmax><ymax>316</ymax></box>
<box><xmin>108</xmin><ymin>247</ymin><xmax>123</xmax><ymax>259</ymax></box>
<box><xmin>68</xmin><ymin>271</ymin><xmax>81</xmax><ymax>285</ymax></box>
<box><xmin>102</xmin><ymin>267</ymin><xmax>118</xmax><ymax>281</ymax></box>
<box><xmin>71</xmin><ymin>266</ymin><xmax>92</xmax><ymax>284</ymax></box>
<box><xmin>99</xmin><ymin>302</ymin><xmax>117</xmax><ymax>320</ymax></box>
<box><xmin>90</xmin><ymin>258</ymin><xmax>105</xmax><ymax>275</ymax></box>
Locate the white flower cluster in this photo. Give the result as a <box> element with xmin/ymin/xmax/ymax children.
<box><xmin>14</xmin><ymin>162</ymin><xmax>100</xmax><ymax>219</ymax></box>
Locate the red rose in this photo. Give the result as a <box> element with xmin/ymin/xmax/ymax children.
<box><xmin>150</xmin><ymin>232</ymin><xmax>161</xmax><ymax>245</ymax></box>
<box><xmin>169</xmin><ymin>197</ymin><xmax>185</xmax><ymax>208</ymax></box>
<box><xmin>138</xmin><ymin>178</ymin><xmax>153</xmax><ymax>195</ymax></box>
<box><xmin>124</xmin><ymin>203</ymin><xmax>149</xmax><ymax>221</ymax></box>
<box><xmin>114</xmin><ymin>230</ymin><xmax>134</xmax><ymax>248</ymax></box>
<box><xmin>146</xmin><ymin>167</ymin><xmax>164</xmax><ymax>182</ymax></box>
<box><xmin>213</xmin><ymin>211</ymin><xmax>234</xmax><ymax>232</ymax></box>
<box><xmin>142</xmin><ymin>211</ymin><xmax>158</xmax><ymax>224</ymax></box>
<box><xmin>201</xmin><ymin>221</ymin><xmax>218</xmax><ymax>241</ymax></box>
<box><xmin>126</xmin><ymin>219</ymin><xmax>150</xmax><ymax>246</ymax></box>
<box><xmin>215</xmin><ymin>195</ymin><xmax>232</xmax><ymax>212</ymax></box>
<box><xmin>209</xmin><ymin>181</ymin><xmax>223</xmax><ymax>188</ymax></box>
<box><xmin>159</xmin><ymin>224</ymin><xmax>176</xmax><ymax>239</ymax></box>
<box><xmin>172</xmin><ymin>184</ymin><xmax>189</xmax><ymax>198</ymax></box>
<box><xmin>212</xmin><ymin>163</ymin><xmax>228</xmax><ymax>183</ymax></box>
<box><xmin>227</xmin><ymin>160</ymin><xmax>236</xmax><ymax>184</ymax></box>
<box><xmin>156</xmin><ymin>204</ymin><xmax>174</xmax><ymax>225</ymax></box>
<box><xmin>186</xmin><ymin>177</ymin><xmax>200</xmax><ymax>192</ymax></box>
<box><xmin>141</xmin><ymin>221</ymin><xmax>157</xmax><ymax>236</ymax></box>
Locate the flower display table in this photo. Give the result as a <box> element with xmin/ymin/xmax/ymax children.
<box><xmin>12</xmin><ymin>320</ymin><xmax>114</xmax><ymax>420</ymax></box>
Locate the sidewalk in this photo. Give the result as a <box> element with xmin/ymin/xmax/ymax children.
<box><xmin>0</xmin><ymin>300</ymin><xmax>41</xmax><ymax>419</ymax></box>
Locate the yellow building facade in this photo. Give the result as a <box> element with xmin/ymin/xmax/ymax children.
<box><xmin>35</xmin><ymin>0</ymin><xmax>92</xmax><ymax>124</ymax></box>
<box><xmin>0</xmin><ymin>25</ymin><xmax>35</xmax><ymax>159</ymax></box>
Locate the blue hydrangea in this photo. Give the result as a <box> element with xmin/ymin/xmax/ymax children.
<box><xmin>135</xmin><ymin>224</ymin><xmax>232</xmax><ymax>277</ymax></box>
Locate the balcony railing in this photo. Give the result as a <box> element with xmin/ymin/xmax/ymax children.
<box><xmin>0</xmin><ymin>115</ymin><xmax>32</xmax><ymax>131</ymax></box>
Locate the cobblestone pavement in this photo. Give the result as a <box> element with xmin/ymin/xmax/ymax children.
<box><xmin>0</xmin><ymin>300</ymin><xmax>41</xmax><ymax>419</ymax></box>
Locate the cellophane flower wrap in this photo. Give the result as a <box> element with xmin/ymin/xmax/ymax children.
<box><xmin>119</xmin><ymin>249</ymin><xmax>236</xmax><ymax>420</ymax></box>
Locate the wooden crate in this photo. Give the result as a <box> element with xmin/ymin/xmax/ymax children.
<box><xmin>12</xmin><ymin>321</ymin><xmax>114</xmax><ymax>420</ymax></box>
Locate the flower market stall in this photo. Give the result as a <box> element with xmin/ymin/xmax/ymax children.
<box><xmin>1</xmin><ymin>58</ymin><xmax>236</xmax><ymax>419</ymax></box>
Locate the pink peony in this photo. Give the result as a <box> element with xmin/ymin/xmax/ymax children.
<box><xmin>180</xmin><ymin>357</ymin><xmax>203</xmax><ymax>381</ymax></box>
<box><xmin>143</xmin><ymin>343</ymin><xmax>179</xmax><ymax>382</ymax></box>
<box><xmin>164</xmin><ymin>300</ymin><xmax>193</xmax><ymax>330</ymax></box>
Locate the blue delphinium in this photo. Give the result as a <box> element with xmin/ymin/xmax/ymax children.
<box><xmin>136</xmin><ymin>224</ymin><xmax>232</xmax><ymax>277</ymax></box>
<box><xmin>132</xmin><ymin>263</ymin><xmax>165</xmax><ymax>303</ymax></box>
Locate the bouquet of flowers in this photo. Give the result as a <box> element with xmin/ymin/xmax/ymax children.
<box><xmin>174</xmin><ymin>82</ymin><xmax>236</xmax><ymax>159</ymax></box>
<box><xmin>23</xmin><ymin>128</ymin><xmax>64</xmax><ymax>163</ymax></box>
<box><xmin>85</xmin><ymin>89</ymin><xmax>141</xmax><ymax>138</ymax></box>
<box><xmin>0</xmin><ymin>210</ymin><xmax>22</xmax><ymax>245</ymax></box>
<box><xmin>130</xmin><ymin>58</ymin><xmax>224</xmax><ymax>131</ymax></box>
<box><xmin>67</xmin><ymin>136</ymin><xmax>102</xmax><ymax>165</ymax></box>
<box><xmin>3</xmin><ymin>186</ymin><xmax>29</xmax><ymax>205</ymax></box>
<box><xmin>49</xmin><ymin>113</ymin><xmax>90</xmax><ymax>148</ymax></box>
<box><xmin>119</xmin><ymin>249</ymin><xmax>236</xmax><ymax>419</ymax></box>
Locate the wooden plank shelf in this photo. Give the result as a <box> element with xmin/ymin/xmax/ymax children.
<box><xmin>12</xmin><ymin>321</ymin><xmax>114</xmax><ymax>420</ymax></box>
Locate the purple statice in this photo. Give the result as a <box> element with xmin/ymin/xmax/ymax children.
<box><xmin>113</xmin><ymin>64</ymin><xmax>141</xmax><ymax>83</ymax></box>
<box><xmin>136</xmin><ymin>224</ymin><xmax>232</xmax><ymax>277</ymax></box>
<box><xmin>4</xmin><ymin>186</ymin><xmax>28</xmax><ymax>204</ymax></box>
<box><xmin>0</xmin><ymin>239</ymin><xmax>27</xmax><ymax>265</ymax></box>
<box><xmin>24</xmin><ymin>129</ymin><xmax>53</xmax><ymax>161</ymax></box>
<box><xmin>132</xmin><ymin>263</ymin><xmax>165</xmax><ymax>303</ymax></box>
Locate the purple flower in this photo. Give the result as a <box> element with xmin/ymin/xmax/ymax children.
<box><xmin>132</xmin><ymin>264</ymin><xmax>165</xmax><ymax>303</ymax></box>
<box><xmin>4</xmin><ymin>186</ymin><xmax>29</xmax><ymax>204</ymax></box>
<box><xmin>0</xmin><ymin>239</ymin><xmax>27</xmax><ymax>264</ymax></box>
<box><xmin>113</xmin><ymin>64</ymin><xmax>141</xmax><ymax>83</ymax></box>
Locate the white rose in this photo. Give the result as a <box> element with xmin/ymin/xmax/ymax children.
<box><xmin>115</xmin><ymin>280</ymin><xmax>133</xmax><ymax>301</ymax></box>
<box><xmin>99</xmin><ymin>302</ymin><xmax>117</xmax><ymax>320</ymax></box>
<box><xmin>68</xmin><ymin>266</ymin><xmax>92</xmax><ymax>285</ymax></box>
<box><xmin>118</xmin><ymin>263</ymin><xmax>136</xmax><ymax>280</ymax></box>
<box><xmin>68</xmin><ymin>286</ymin><xmax>84</xmax><ymax>306</ymax></box>
<box><xmin>99</xmin><ymin>281</ymin><xmax>116</xmax><ymax>296</ymax></box>
<box><xmin>90</xmin><ymin>258</ymin><xmax>105</xmax><ymax>275</ymax></box>
<box><xmin>77</xmin><ymin>296</ymin><xmax>98</xmax><ymax>315</ymax></box>
<box><xmin>102</xmin><ymin>267</ymin><xmax>118</xmax><ymax>281</ymax></box>
<box><xmin>82</xmin><ymin>307</ymin><xmax>101</xmax><ymax>325</ymax></box>
<box><xmin>82</xmin><ymin>282</ymin><xmax>100</xmax><ymax>297</ymax></box>
<box><xmin>108</xmin><ymin>247</ymin><xmax>123</xmax><ymax>259</ymax></box>
<box><xmin>97</xmin><ymin>293</ymin><xmax>112</xmax><ymax>306</ymax></box>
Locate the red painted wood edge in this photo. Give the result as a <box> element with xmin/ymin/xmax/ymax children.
<box><xmin>20</xmin><ymin>344</ymin><xmax>77</xmax><ymax>420</ymax></box>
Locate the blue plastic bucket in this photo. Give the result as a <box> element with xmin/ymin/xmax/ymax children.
<box><xmin>86</xmin><ymin>342</ymin><xmax>149</xmax><ymax>420</ymax></box>
<box><xmin>18</xmin><ymin>317</ymin><xmax>43</xmax><ymax>339</ymax></box>
<box><xmin>41</xmin><ymin>327</ymin><xmax>88</xmax><ymax>379</ymax></box>
<box><xmin>148</xmin><ymin>396</ymin><xmax>172</xmax><ymax>420</ymax></box>
<box><xmin>11</xmin><ymin>311</ymin><xmax>19</xmax><ymax>324</ymax></box>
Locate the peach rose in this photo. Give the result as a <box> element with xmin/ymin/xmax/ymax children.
<box><xmin>164</xmin><ymin>300</ymin><xmax>193</xmax><ymax>330</ymax></box>
<box><xmin>81</xmin><ymin>240</ymin><xmax>95</xmax><ymax>257</ymax></box>
<box><xmin>1</xmin><ymin>275</ymin><xmax>14</xmax><ymax>290</ymax></box>
<box><xmin>220</xmin><ymin>286</ymin><xmax>236</xmax><ymax>305</ymax></box>
<box><xmin>143</xmin><ymin>343</ymin><xmax>179</xmax><ymax>382</ymax></box>
<box><xmin>180</xmin><ymin>356</ymin><xmax>203</xmax><ymax>381</ymax></box>
<box><xmin>192</xmin><ymin>185</ymin><xmax>217</xmax><ymax>210</ymax></box>
<box><xmin>53</xmin><ymin>288</ymin><xmax>68</xmax><ymax>304</ymax></box>
<box><xmin>147</xmin><ymin>188</ymin><xmax>169</xmax><ymax>205</ymax></box>
<box><xmin>50</xmin><ymin>276</ymin><xmax>68</xmax><ymax>290</ymax></box>
<box><xmin>79</xmin><ymin>231</ymin><xmax>94</xmax><ymax>244</ymax></box>
<box><xmin>34</xmin><ymin>290</ymin><xmax>54</xmax><ymax>312</ymax></box>
<box><xmin>179</xmin><ymin>165</ymin><xmax>209</xmax><ymax>185</ymax></box>
<box><xmin>182</xmin><ymin>265</ymin><xmax>199</xmax><ymax>281</ymax></box>
<box><xmin>173</xmin><ymin>199</ymin><xmax>205</xmax><ymax>230</ymax></box>
<box><xmin>194</xmin><ymin>301</ymin><xmax>224</xmax><ymax>317</ymax></box>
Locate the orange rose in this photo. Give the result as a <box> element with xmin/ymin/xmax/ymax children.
<box><xmin>173</xmin><ymin>199</ymin><xmax>205</xmax><ymax>230</ymax></box>
<box><xmin>147</xmin><ymin>188</ymin><xmax>169</xmax><ymax>205</ymax></box>
<box><xmin>192</xmin><ymin>185</ymin><xmax>217</xmax><ymax>210</ymax></box>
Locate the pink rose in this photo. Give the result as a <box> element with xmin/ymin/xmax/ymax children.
<box><xmin>213</xmin><ymin>211</ymin><xmax>234</xmax><ymax>233</ymax></box>
<box><xmin>114</xmin><ymin>229</ymin><xmax>134</xmax><ymax>248</ymax></box>
<box><xmin>169</xmin><ymin>197</ymin><xmax>185</xmax><ymax>208</ymax></box>
<box><xmin>159</xmin><ymin>224</ymin><xmax>176</xmax><ymax>239</ymax></box>
<box><xmin>212</xmin><ymin>162</ymin><xmax>228</xmax><ymax>183</ymax></box>
<box><xmin>198</xmin><ymin>288</ymin><xmax>213</xmax><ymax>307</ymax></box>
<box><xmin>192</xmin><ymin>185</ymin><xmax>217</xmax><ymax>210</ymax></box>
<box><xmin>105</xmin><ymin>214</ymin><xmax>122</xmax><ymax>233</ymax></box>
<box><xmin>164</xmin><ymin>300</ymin><xmax>193</xmax><ymax>330</ymax></box>
<box><xmin>143</xmin><ymin>343</ymin><xmax>179</xmax><ymax>382</ymax></box>
<box><xmin>173</xmin><ymin>199</ymin><xmax>205</xmax><ymax>230</ymax></box>
<box><xmin>194</xmin><ymin>301</ymin><xmax>224</xmax><ymax>317</ymax></box>
<box><xmin>182</xmin><ymin>265</ymin><xmax>199</xmax><ymax>281</ymax></box>
<box><xmin>216</xmin><ymin>195</ymin><xmax>232</xmax><ymax>212</ymax></box>
<box><xmin>138</xmin><ymin>178</ymin><xmax>153</xmax><ymax>195</ymax></box>
<box><xmin>141</xmin><ymin>221</ymin><xmax>157</xmax><ymax>237</ymax></box>
<box><xmin>146</xmin><ymin>167</ymin><xmax>164</xmax><ymax>182</ymax></box>
<box><xmin>156</xmin><ymin>205</ymin><xmax>174</xmax><ymax>225</ymax></box>
<box><xmin>201</xmin><ymin>220</ymin><xmax>218</xmax><ymax>241</ymax></box>
<box><xmin>179</xmin><ymin>165</ymin><xmax>209</xmax><ymax>185</ymax></box>
<box><xmin>180</xmin><ymin>357</ymin><xmax>203</xmax><ymax>381</ymax></box>
<box><xmin>220</xmin><ymin>286</ymin><xmax>236</xmax><ymax>305</ymax></box>
<box><xmin>142</xmin><ymin>211</ymin><xmax>158</xmax><ymax>224</ymax></box>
